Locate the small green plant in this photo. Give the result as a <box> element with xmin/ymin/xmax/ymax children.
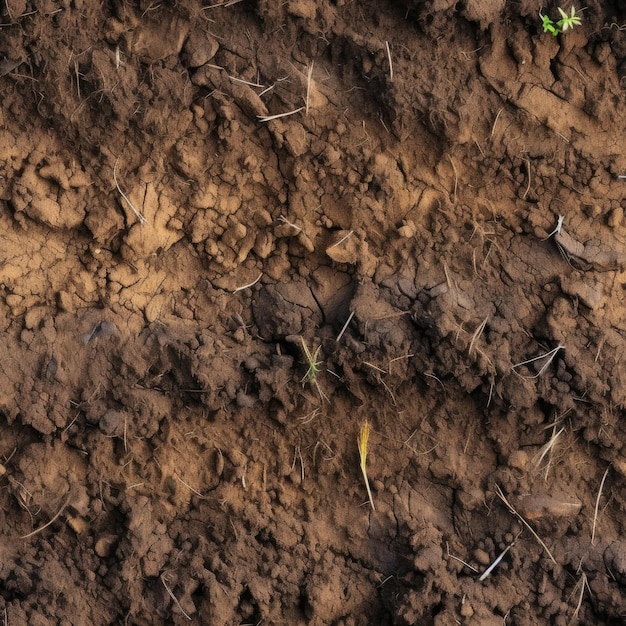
<box><xmin>300</xmin><ymin>337</ymin><xmax>321</xmax><ymax>384</ymax></box>
<box><xmin>540</xmin><ymin>6</ymin><xmax>583</xmax><ymax>36</ymax></box>
<box><xmin>300</xmin><ymin>337</ymin><xmax>328</xmax><ymax>402</ymax></box>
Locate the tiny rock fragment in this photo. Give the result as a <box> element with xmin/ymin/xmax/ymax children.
<box><xmin>253</xmin><ymin>231</ymin><xmax>274</xmax><ymax>259</ymax></box>
<box><xmin>183</xmin><ymin>30</ymin><xmax>219</xmax><ymax>67</ymax></box>
<box><xmin>460</xmin><ymin>599</ymin><xmax>474</xmax><ymax>618</ymax></box>
<box><xmin>67</xmin><ymin>516</ymin><xmax>89</xmax><ymax>534</ymax></box>
<box><xmin>236</xmin><ymin>390</ymin><xmax>256</xmax><ymax>408</ymax></box>
<box><xmin>398</xmin><ymin>220</ymin><xmax>416</xmax><ymax>238</ymax></box>
<box><xmin>287</xmin><ymin>0</ymin><xmax>316</xmax><ymax>19</ymax></box>
<box><xmin>99</xmin><ymin>410</ymin><xmax>126</xmax><ymax>437</ymax></box>
<box><xmin>607</xmin><ymin>206</ymin><xmax>624</xmax><ymax>229</ymax></box>
<box><xmin>473</xmin><ymin>548</ymin><xmax>490</xmax><ymax>566</ymax></box>
<box><xmin>95</xmin><ymin>534</ymin><xmax>118</xmax><ymax>557</ymax></box>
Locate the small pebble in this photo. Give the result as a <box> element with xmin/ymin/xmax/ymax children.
<box><xmin>474</xmin><ymin>548</ymin><xmax>491</xmax><ymax>566</ymax></box>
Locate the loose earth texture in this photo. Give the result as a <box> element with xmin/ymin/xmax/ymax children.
<box><xmin>1</xmin><ymin>0</ymin><xmax>626</xmax><ymax>624</ymax></box>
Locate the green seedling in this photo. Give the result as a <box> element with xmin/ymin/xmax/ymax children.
<box><xmin>540</xmin><ymin>11</ymin><xmax>560</xmax><ymax>35</ymax></box>
<box><xmin>557</xmin><ymin>6</ymin><xmax>583</xmax><ymax>30</ymax></box>
<box><xmin>300</xmin><ymin>337</ymin><xmax>328</xmax><ymax>401</ymax></box>
<box><xmin>300</xmin><ymin>337</ymin><xmax>321</xmax><ymax>384</ymax></box>
<box><xmin>358</xmin><ymin>421</ymin><xmax>376</xmax><ymax>511</ymax></box>
<box><xmin>540</xmin><ymin>6</ymin><xmax>583</xmax><ymax>36</ymax></box>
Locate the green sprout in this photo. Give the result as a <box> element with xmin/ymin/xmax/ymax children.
<box><xmin>300</xmin><ymin>337</ymin><xmax>328</xmax><ymax>402</ymax></box>
<box><xmin>540</xmin><ymin>6</ymin><xmax>583</xmax><ymax>36</ymax></box>
<box><xmin>540</xmin><ymin>11</ymin><xmax>560</xmax><ymax>35</ymax></box>
<box><xmin>557</xmin><ymin>6</ymin><xmax>583</xmax><ymax>30</ymax></box>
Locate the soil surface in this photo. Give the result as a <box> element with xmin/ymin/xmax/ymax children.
<box><xmin>1</xmin><ymin>0</ymin><xmax>626</xmax><ymax>624</ymax></box>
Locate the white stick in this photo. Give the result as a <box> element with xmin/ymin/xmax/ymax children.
<box><xmin>336</xmin><ymin>311</ymin><xmax>355</xmax><ymax>344</ymax></box>
<box><xmin>258</xmin><ymin>107</ymin><xmax>304</xmax><ymax>122</ymax></box>
<box><xmin>591</xmin><ymin>466</ymin><xmax>610</xmax><ymax>545</ymax></box>
<box><xmin>385</xmin><ymin>41</ymin><xmax>393</xmax><ymax>81</ymax></box>
<box><xmin>231</xmin><ymin>273</ymin><xmax>263</xmax><ymax>293</ymax></box>
<box><xmin>479</xmin><ymin>541</ymin><xmax>515</xmax><ymax>581</ymax></box>
<box><xmin>306</xmin><ymin>61</ymin><xmax>314</xmax><ymax>115</ymax></box>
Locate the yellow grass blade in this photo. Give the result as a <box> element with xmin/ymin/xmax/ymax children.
<box><xmin>358</xmin><ymin>421</ymin><xmax>375</xmax><ymax>511</ymax></box>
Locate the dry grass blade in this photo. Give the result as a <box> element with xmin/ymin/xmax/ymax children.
<box><xmin>511</xmin><ymin>345</ymin><xmax>564</xmax><ymax>379</ymax></box>
<box><xmin>258</xmin><ymin>106</ymin><xmax>304</xmax><ymax>122</ymax></box>
<box><xmin>305</xmin><ymin>61</ymin><xmax>314</xmax><ymax>115</ymax></box>
<box><xmin>20</xmin><ymin>491</ymin><xmax>72</xmax><ymax>539</ymax></box>
<box><xmin>113</xmin><ymin>157</ymin><xmax>146</xmax><ymax>225</ymax></box>
<box><xmin>202</xmin><ymin>0</ymin><xmax>243</xmax><ymax>8</ymax></box>
<box><xmin>277</xmin><ymin>214</ymin><xmax>302</xmax><ymax>233</ymax></box>
<box><xmin>231</xmin><ymin>272</ymin><xmax>263</xmax><ymax>293</ymax></box>
<box><xmin>494</xmin><ymin>484</ymin><xmax>557</xmax><ymax>565</ymax></box>
<box><xmin>522</xmin><ymin>157</ymin><xmax>531</xmax><ymax>200</ymax></box>
<box><xmin>385</xmin><ymin>41</ymin><xmax>393</xmax><ymax>81</ymax></box>
<box><xmin>161</xmin><ymin>574</ymin><xmax>192</xmax><ymax>620</ymax></box>
<box><xmin>335</xmin><ymin>310</ymin><xmax>355</xmax><ymax>344</ymax></box>
<box><xmin>533</xmin><ymin>425</ymin><xmax>565</xmax><ymax>481</ymax></box>
<box><xmin>446</xmin><ymin>542</ymin><xmax>479</xmax><ymax>573</ymax></box>
<box><xmin>490</xmin><ymin>106</ymin><xmax>503</xmax><ymax>139</ymax></box>
<box><xmin>358</xmin><ymin>421</ymin><xmax>376</xmax><ymax>511</ymax></box>
<box><xmin>468</xmin><ymin>316</ymin><xmax>488</xmax><ymax>357</ymax></box>
<box><xmin>591</xmin><ymin>466</ymin><xmax>610</xmax><ymax>545</ymax></box>
<box><xmin>327</xmin><ymin>229</ymin><xmax>354</xmax><ymax>249</ymax></box>
<box><xmin>568</xmin><ymin>572</ymin><xmax>591</xmax><ymax>624</ymax></box>
<box><xmin>568</xmin><ymin>571</ymin><xmax>590</xmax><ymax>625</ymax></box>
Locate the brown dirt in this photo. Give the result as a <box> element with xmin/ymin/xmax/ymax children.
<box><xmin>1</xmin><ymin>0</ymin><xmax>625</xmax><ymax>624</ymax></box>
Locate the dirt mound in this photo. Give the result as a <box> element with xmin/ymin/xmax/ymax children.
<box><xmin>1</xmin><ymin>0</ymin><xmax>625</xmax><ymax>623</ymax></box>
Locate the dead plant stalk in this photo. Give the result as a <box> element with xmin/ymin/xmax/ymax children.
<box><xmin>358</xmin><ymin>421</ymin><xmax>376</xmax><ymax>511</ymax></box>
<box><xmin>258</xmin><ymin>107</ymin><xmax>304</xmax><ymax>122</ymax></box>
<box><xmin>20</xmin><ymin>491</ymin><xmax>73</xmax><ymax>539</ymax></box>
<box><xmin>479</xmin><ymin>537</ymin><xmax>517</xmax><ymax>581</ymax></box>
<box><xmin>113</xmin><ymin>157</ymin><xmax>146</xmax><ymax>225</ymax></box>
<box><xmin>306</xmin><ymin>61</ymin><xmax>313</xmax><ymax>115</ymax></box>
<box><xmin>494</xmin><ymin>485</ymin><xmax>557</xmax><ymax>565</ymax></box>
<box><xmin>511</xmin><ymin>345</ymin><xmax>564</xmax><ymax>379</ymax></box>
<box><xmin>385</xmin><ymin>41</ymin><xmax>393</xmax><ymax>81</ymax></box>
<box><xmin>160</xmin><ymin>574</ymin><xmax>192</xmax><ymax>620</ymax></box>
<box><xmin>533</xmin><ymin>424</ymin><xmax>565</xmax><ymax>481</ymax></box>
<box><xmin>591</xmin><ymin>466</ymin><xmax>610</xmax><ymax>545</ymax></box>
